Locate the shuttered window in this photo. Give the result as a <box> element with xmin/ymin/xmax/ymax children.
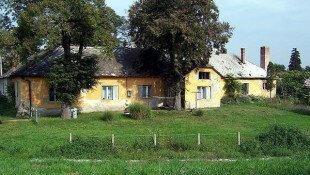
<box><xmin>138</xmin><ymin>85</ymin><xmax>152</xmax><ymax>99</ymax></box>
<box><xmin>49</xmin><ymin>86</ymin><xmax>57</xmax><ymax>102</ymax></box>
<box><xmin>197</xmin><ymin>86</ymin><xmax>211</xmax><ymax>100</ymax></box>
<box><xmin>102</xmin><ymin>86</ymin><xmax>118</xmax><ymax>100</ymax></box>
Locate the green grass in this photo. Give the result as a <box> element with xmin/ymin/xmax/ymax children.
<box><xmin>0</xmin><ymin>103</ymin><xmax>310</xmax><ymax>174</ymax></box>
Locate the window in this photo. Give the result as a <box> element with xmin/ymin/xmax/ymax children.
<box><xmin>242</xmin><ymin>83</ymin><xmax>249</xmax><ymax>95</ymax></box>
<box><xmin>197</xmin><ymin>86</ymin><xmax>211</xmax><ymax>100</ymax></box>
<box><xmin>138</xmin><ymin>85</ymin><xmax>152</xmax><ymax>99</ymax></box>
<box><xmin>49</xmin><ymin>86</ymin><xmax>57</xmax><ymax>102</ymax></box>
<box><xmin>263</xmin><ymin>83</ymin><xmax>267</xmax><ymax>90</ymax></box>
<box><xmin>102</xmin><ymin>86</ymin><xmax>118</xmax><ymax>100</ymax></box>
<box><xmin>199</xmin><ymin>72</ymin><xmax>210</xmax><ymax>80</ymax></box>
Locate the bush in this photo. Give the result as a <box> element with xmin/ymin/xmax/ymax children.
<box><xmin>238</xmin><ymin>124</ymin><xmax>310</xmax><ymax>157</ymax></box>
<box><xmin>0</xmin><ymin>95</ymin><xmax>16</xmax><ymax>115</ymax></box>
<box><xmin>193</xmin><ymin>109</ymin><xmax>204</xmax><ymax>117</ymax></box>
<box><xmin>132</xmin><ymin>137</ymin><xmax>155</xmax><ymax>151</ymax></box>
<box><xmin>239</xmin><ymin>140</ymin><xmax>261</xmax><ymax>156</ymax></box>
<box><xmin>221</xmin><ymin>95</ymin><xmax>266</xmax><ymax>105</ymax></box>
<box><xmin>49</xmin><ymin>136</ymin><xmax>116</xmax><ymax>159</ymax></box>
<box><xmin>128</xmin><ymin>103</ymin><xmax>152</xmax><ymax>120</ymax></box>
<box><xmin>101</xmin><ymin>111</ymin><xmax>114</xmax><ymax>122</ymax></box>
<box><xmin>258</xmin><ymin>124</ymin><xmax>309</xmax><ymax>149</ymax></box>
<box><xmin>167</xmin><ymin>138</ymin><xmax>192</xmax><ymax>151</ymax></box>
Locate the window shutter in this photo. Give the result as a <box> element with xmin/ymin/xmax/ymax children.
<box><xmin>102</xmin><ymin>86</ymin><xmax>106</xmax><ymax>99</ymax></box>
<box><xmin>148</xmin><ymin>86</ymin><xmax>152</xmax><ymax>98</ymax></box>
<box><xmin>207</xmin><ymin>87</ymin><xmax>211</xmax><ymax>99</ymax></box>
<box><xmin>113</xmin><ymin>86</ymin><xmax>118</xmax><ymax>100</ymax></box>
<box><xmin>197</xmin><ymin>87</ymin><xmax>201</xmax><ymax>100</ymax></box>
<box><xmin>138</xmin><ymin>86</ymin><xmax>143</xmax><ymax>98</ymax></box>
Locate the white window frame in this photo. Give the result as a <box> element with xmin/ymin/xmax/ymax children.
<box><xmin>197</xmin><ymin>86</ymin><xmax>211</xmax><ymax>100</ymax></box>
<box><xmin>102</xmin><ymin>86</ymin><xmax>118</xmax><ymax>100</ymax></box>
<box><xmin>139</xmin><ymin>85</ymin><xmax>152</xmax><ymax>99</ymax></box>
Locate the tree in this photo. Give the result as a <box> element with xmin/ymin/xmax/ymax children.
<box><xmin>305</xmin><ymin>66</ymin><xmax>310</xmax><ymax>72</ymax></box>
<box><xmin>266</xmin><ymin>62</ymin><xmax>276</xmax><ymax>98</ymax></box>
<box><xmin>224</xmin><ymin>75</ymin><xmax>242</xmax><ymax>97</ymax></box>
<box><xmin>269</xmin><ymin>62</ymin><xmax>286</xmax><ymax>75</ymax></box>
<box><xmin>17</xmin><ymin>0</ymin><xmax>121</xmax><ymax>118</ymax></box>
<box><xmin>129</xmin><ymin>0</ymin><xmax>233</xmax><ymax>109</ymax></box>
<box><xmin>288</xmin><ymin>48</ymin><xmax>302</xmax><ymax>71</ymax></box>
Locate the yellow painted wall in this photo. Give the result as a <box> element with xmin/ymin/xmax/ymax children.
<box><xmin>78</xmin><ymin>77</ymin><xmax>164</xmax><ymax>112</ymax></box>
<box><xmin>12</xmin><ymin>77</ymin><xmax>164</xmax><ymax>113</ymax></box>
<box><xmin>184</xmin><ymin>68</ymin><xmax>277</xmax><ymax>109</ymax></box>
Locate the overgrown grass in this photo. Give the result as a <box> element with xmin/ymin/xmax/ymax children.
<box><xmin>0</xmin><ymin>103</ymin><xmax>310</xmax><ymax>173</ymax></box>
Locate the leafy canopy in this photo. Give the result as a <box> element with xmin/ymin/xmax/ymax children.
<box><xmin>15</xmin><ymin>0</ymin><xmax>121</xmax><ymax>107</ymax></box>
<box><xmin>129</xmin><ymin>0</ymin><xmax>233</xmax><ymax>86</ymax></box>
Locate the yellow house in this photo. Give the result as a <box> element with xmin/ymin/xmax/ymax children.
<box><xmin>10</xmin><ymin>46</ymin><xmax>275</xmax><ymax>115</ymax></box>
<box><xmin>185</xmin><ymin>47</ymin><xmax>276</xmax><ymax>109</ymax></box>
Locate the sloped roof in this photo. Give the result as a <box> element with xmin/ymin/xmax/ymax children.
<box><xmin>12</xmin><ymin>46</ymin><xmax>156</xmax><ymax>78</ymax></box>
<box><xmin>208</xmin><ymin>53</ymin><xmax>267</xmax><ymax>78</ymax></box>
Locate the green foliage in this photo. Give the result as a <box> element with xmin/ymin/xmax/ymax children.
<box><xmin>239</xmin><ymin>125</ymin><xmax>310</xmax><ymax>157</ymax></box>
<box><xmin>221</xmin><ymin>95</ymin><xmax>265</xmax><ymax>105</ymax></box>
<box><xmin>223</xmin><ymin>75</ymin><xmax>242</xmax><ymax>97</ymax></box>
<box><xmin>129</xmin><ymin>0</ymin><xmax>233</xmax><ymax>108</ymax></box>
<box><xmin>288</xmin><ymin>48</ymin><xmax>303</xmax><ymax>71</ymax></box>
<box><xmin>48</xmin><ymin>54</ymin><xmax>98</xmax><ymax>106</ymax></box>
<box><xmin>277</xmin><ymin>71</ymin><xmax>310</xmax><ymax>103</ymax></box>
<box><xmin>0</xmin><ymin>95</ymin><xmax>15</xmax><ymax>115</ymax></box>
<box><xmin>266</xmin><ymin>62</ymin><xmax>276</xmax><ymax>96</ymax></box>
<box><xmin>167</xmin><ymin>137</ymin><xmax>192</xmax><ymax>152</ymax></box>
<box><xmin>132</xmin><ymin>137</ymin><xmax>155</xmax><ymax>151</ymax></box>
<box><xmin>271</xmin><ymin>62</ymin><xmax>286</xmax><ymax>74</ymax></box>
<box><xmin>101</xmin><ymin>111</ymin><xmax>114</xmax><ymax>122</ymax></box>
<box><xmin>51</xmin><ymin>136</ymin><xmax>115</xmax><ymax>159</ymax></box>
<box><xmin>305</xmin><ymin>66</ymin><xmax>310</xmax><ymax>72</ymax></box>
<box><xmin>128</xmin><ymin>103</ymin><xmax>152</xmax><ymax>120</ymax></box>
<box><xmin>192</xmin><ymin>109</ymin><xmax>204</xmax><ymax>117</ymax></box>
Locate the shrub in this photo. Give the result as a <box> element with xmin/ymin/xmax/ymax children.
<box><xmin>258</xmin><ymin>124</ymin><xmax>309</xmax><ymax>149</ymax></box>
<box><xmin>221</xmin><ymin>95</ymin><xmax>266</xmax><ymax>105</ymax></box>
<box><xmin>193</xmin><ymin>109</ymin><xmax>204</xmax><ymax>117</ymax></box>
<box><xmin>101</xmin><ymin>111</ymin><xmax>114</xmax><ymax>122</ymax></box>
<box><xmin>52</xmin><ymin>136</ymin><xmax>116</xmax><ymax>159</ymax></box>
<box><xmin>239</xmin><ymin>140</ymin><xmax>261</xmax><ymax>156</ymax></box>
<box><xmin>0</xmin><ymin>95</ymin><xmax>15</xmax><ymax>115</ymax></box>
<box><xmin>128</xmin><ymin>103</ymin><xmax>152</xmax><ymax>120</ymax></box>
<box><xmin>132</xmin><ymin>137</ymin><xmax>155</xmax><ymax>151</ymax></box>
<box><xmin>223</xmin><ymin>75</ymin><xmax>242</xmax><ymax>97</ymax></box>
<box><xmin>167</xmin><ymin>138</ymin><xmax>192</xmax><ymax>151</ymax></box>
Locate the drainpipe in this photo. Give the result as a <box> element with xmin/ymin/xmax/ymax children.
<box><xmin>25</xmin><ymin>79</ymin><xmax>32</xmax><ymax>116</ymax></box>
<box><xmin>0</xmin><ymin>56</ymin><xmax>3</xmax><ymax>77</ymax></box>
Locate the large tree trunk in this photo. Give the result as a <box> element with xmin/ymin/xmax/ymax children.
<box><xmin>174</xmin><ymin>81</ymin><xmax>182</xmax><ymax>110</ymax></box>
<box><xmin>61</xmin><ymin>104</ymin><xmax>71</xmax><ymax>119</ymax></box>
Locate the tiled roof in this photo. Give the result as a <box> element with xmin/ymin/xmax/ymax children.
<box><xmin>208</xmin><ymin>53</ymin><xmax>267</xmax><ymax>78</ymax></box>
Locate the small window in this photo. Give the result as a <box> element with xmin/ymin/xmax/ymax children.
<box><xmin>197</xmin><ymin>86</ymin><xmax>211</xmax><ymax>100</ymax></box>
<box><xmin>242</xmin><ymin>83</ymin><xmax>249</xmax><ymax>95</ymax></box>
<box><xmin>102</xmin><ymin>86</ymin><xmax>118</xmax><ymax>100</ymax></box>
<box><xmin>49</xmin><ymin>86</ymin><xmax>57</xmax><ymax>102</ymax></box>
<box><xmin>138</xmin><ymin>85</ymin><xmax>152</xmax><ymax>99</ymax></box>
<box><xmin>199</xmin><ymin>72</ymin><xmax>210</xmax><ymax>80</ymax></box>
<box><xmin>263</xmin><ymin>83</ymin><xmax>267</xmax><ymax>90</ymax></box>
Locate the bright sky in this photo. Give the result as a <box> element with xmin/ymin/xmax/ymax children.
<box><xmin>106</xmin><ymin>0</ymin><xmax>310</xmax><ymax>67</ymax></box>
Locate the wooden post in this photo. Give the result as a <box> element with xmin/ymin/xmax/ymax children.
<box><xmin>69</xmin><ymin>133</ymin><xmax>72</xmax><ymax>143</ymax></box>
<box><xmin>153</xmin><ymin>134</ymin><xmax>157</xmax><ymax>147</ymax></box>
<box><xmin>35</xmin><ymin>109</ymin><xmax>38</xmax><ymax>123</ymax></box>
<box><xmin>112</xmin><ymin>134</ymin><xmax>115</xmax><ymax>147</ymax></box>
<box><xmin>237</xmin><ymin>132</ymin><xmax>241</xmax><ymax>146</ymax></box>
<box><xmin>198</xmin><ymin>133</ymin><xmax>201</xmax><ymax>145</ymax></box>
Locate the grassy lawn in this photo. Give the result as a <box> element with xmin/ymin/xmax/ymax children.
<box><xmin>0</xmin><ymin>103</ymin><xmax>309</xmax><ymax>174</ymax></box>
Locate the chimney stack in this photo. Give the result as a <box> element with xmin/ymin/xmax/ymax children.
<box><xmin>241</xmin><ymin>48</ymin><xmax>246</xmax><ymax>64</ymax></box>
<box><xmin>260</xmin><ymin>46</ymin><xmax>270</xmax><ymax>70</ymax></box>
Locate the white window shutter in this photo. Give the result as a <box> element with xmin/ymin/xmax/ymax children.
<box><xmin>197</xmin><ymin>87</ymin><xmax>201</xmax><ymax>100</ymax></box>
<box><xmin>207</xmin><ymin>87</ymin><xmax>211</xmax><ymax>99</ymax></box>
<box><xmin>113</xmin><ymin>86</ymin><xmax>118</xmax><ymax>100</ymax></box>
<box><xmin>102</xmin><ymin>86</ymin><xmax>106</xmax><ymax>99</ymax></box>
<box><xmin>138</xmin><ymin>86</ymin><xmax>143</xmax><ymax>98</ymax></box>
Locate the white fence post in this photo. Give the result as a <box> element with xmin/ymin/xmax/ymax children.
<box><xmin>69</xmin><ymin>133</ymin><xmax>72</xmax><ymax>143</ymax></box>
<box><xmin>198</xmin><ymin>133</ymin><xmax>201</xmax><ymax>145</ymax></box>
<box><xmin>154</xmin><ymin>134</ymin><xmax>157</xmax><ymax>147</ymax></box>
<box><xmin>237</xmin><ymin>132</ymin><xmax>241</xmax><ymax>146</ymax></box>
<box><xmin>112</xmin><ymin>134</ymin><xmax>115</xmax><ymax>147</ymax></box>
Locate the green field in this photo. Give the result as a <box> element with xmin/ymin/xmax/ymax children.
<box><xmin>0</xmin><ymin>103</ymin><xmax>310</xmax><ymax>174</ymax></box>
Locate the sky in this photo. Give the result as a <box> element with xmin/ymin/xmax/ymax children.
<box><xmin>106</xmin><ymin>0</ymin><xmax>310</xmax><ymax>68</ymax></box>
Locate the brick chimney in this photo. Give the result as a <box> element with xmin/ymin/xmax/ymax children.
<box><xmin>241</xmin><ymin>48</ymin><xmax>246</xmax><ymax>64</ymax></box>
<box><xmin>260</xmin><ymin>46</ymin><xmax>270</xmax><ymax>70</ymax></box>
